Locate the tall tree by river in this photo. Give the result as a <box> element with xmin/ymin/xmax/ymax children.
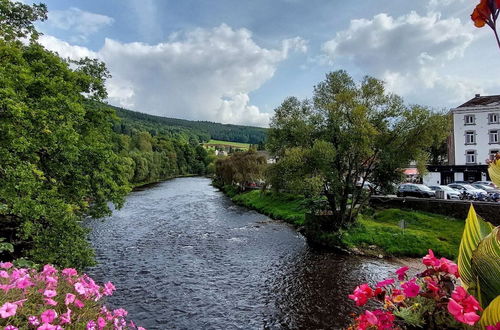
<box><xmin>267</xmin><ymin>70</ymin><xmax>449</xmax><ymax>231</ymax></box>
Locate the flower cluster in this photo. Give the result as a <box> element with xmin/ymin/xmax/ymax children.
<box><xmin>0</xmin><ymin>262</ymin><xmax>145</xmax><ymax>329</ymax></box>
<box><xmin>347</xmin><ymin>250</ymin><xmax>483</xmax><ymax>330</ymax></box>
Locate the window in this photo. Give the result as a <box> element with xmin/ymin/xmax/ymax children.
<box><xmin>490</xmin><ymin>130</ymin><xmax>499</xmax><ymax>143</ymax></box>
<box><xmin>464</xmin><ymin>115</ymin><xmax>475</xmax><ymax>125</ymax></box>
<box><xmin>489</xmin><ymin>113</ymin><xmax>499</xmax><ymax>124</ymax></box>
<box><xmin>490</xmin><ymin>149</ymin><xmax>499</xmax><ymax>160</ymax></box>
<box><xmin>465</xmin><ymin>131</ymin><xmax>476</xmax><ymax>144</ymax></box>
<box><xmin>466</xmin><ymin>150</ymin><xmax>477</xmax><ymax>164</ymax></box>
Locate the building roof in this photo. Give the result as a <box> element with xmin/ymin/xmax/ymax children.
<box><xmin>458</xmin><ymin>94</ymin><xmax>500</xmax><ymax>108</ymax></box>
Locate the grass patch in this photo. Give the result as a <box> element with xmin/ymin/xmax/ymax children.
<box><xmin>231</xmin><ymin>190</ymin><xmax>306</xmax><ymax>225</ymax></box>
<box><xmin>342</xmin><ymin>209</ymin><xmax>464</xmax><ymax>260</ymax></box>
<box><xmin>205</xmin><ymin>139</ymin><xmax>250</xmax><ymax>150</ymax></box>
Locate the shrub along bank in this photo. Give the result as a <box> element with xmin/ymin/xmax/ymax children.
<box><xmin>228</xmin><ymin>190</ymin><xmax>464</xmax><ymax>259</ymax></box>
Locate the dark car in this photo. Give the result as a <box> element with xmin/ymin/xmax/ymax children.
<box><xmin>397</xmin><ymin>184</ymin><xmax>435</xmax><ymax>198</ymax></box>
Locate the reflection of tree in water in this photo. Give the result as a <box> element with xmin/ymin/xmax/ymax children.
<box><xmin>262</xmin><ymin>249</ymin><xmax>399</xmax><ymax>329</ymax></box>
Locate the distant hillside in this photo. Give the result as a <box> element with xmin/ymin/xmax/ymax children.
<box><xmin>110</xmin><ymin>105</ymin><xmax>267</xmax><ymax>144</ymax></box>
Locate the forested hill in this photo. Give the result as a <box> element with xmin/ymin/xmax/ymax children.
<box><xmin>110</xmin><ymin>105</ymin><xmax>268</xmax><ymax>144</ymax></box>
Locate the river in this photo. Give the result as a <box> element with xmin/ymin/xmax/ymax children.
<box><xmin>87</xmin><ymin>177</ymin><xmax>404</xmax><ymax>329</ymax></box>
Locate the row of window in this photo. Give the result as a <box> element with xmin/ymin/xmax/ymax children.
<box><xmin>464</xmin><ymin>113</ymin><xmax>499</xmax><ymax>125</ymax></box>
<box><xmin>464</xmin><ymin>130</ymin><xmax>499</xmax><ymax>144</ymax></box>
<box><xmin>465</xmin><ymin>149</ymin><xmax>499</xmax><ymax>164</ymax></box>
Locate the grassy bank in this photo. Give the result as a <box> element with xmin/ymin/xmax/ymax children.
<box><xmin>229</xmin><ymin>190</ymin><xmax>464</xmax><ymax>259</ymax></box>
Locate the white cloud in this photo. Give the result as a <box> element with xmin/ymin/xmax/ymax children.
<box><xmin>39</xmin><ymin>24</ymin><xmax>306</xmax><ymax>127</ymax></box>
<box><xmin>47</xmin><ymin>7</ymin><xmax>114</xmax><ymax>43</ymax></box>
<box><xmin>321</xmin><ymin>11</ymin><xmax>480</xmax><ymax>108</ymax></box>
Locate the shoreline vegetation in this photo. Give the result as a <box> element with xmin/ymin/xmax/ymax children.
<box><xmin>219</xmin><ymin>186</ymin><xmax>464</xmax><ymax>260</ymax></box>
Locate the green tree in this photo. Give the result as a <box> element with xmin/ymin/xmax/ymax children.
<box><xmin>215</xmin><ymin>150</ymin><xmax>267</xmax><ymax>189</ymax></box>
<box><xmin>267</xmin><ymin>71</ymin><xmax>449</xmax><ymax>231</ymax></box>
<box><xmin>0</xmin><ymin>1</ymin><xmax>129</xmax><ymax>268</ymax></box>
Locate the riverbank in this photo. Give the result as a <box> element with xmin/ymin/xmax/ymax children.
<box><xmin>228</xmin><ymin>189</ymin><xmax>464</xmax><ymax>260</ymax></box>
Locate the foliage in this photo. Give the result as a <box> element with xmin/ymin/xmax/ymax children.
<box><xmin>214</xmin><ymin>150</ymin><xmax>267</xmax><ymax>189</ymax></box>
<box><xmin>0</xmin><ymin>0</ymin><xmax>47</xmax><ymax>41</ymax></box>
<box><xmin>267</xmin><ymin>71</ymin><xmax>450</xmax><ymax>230</ymax></box>
<box><xmin>0</xmin><ymin>262</ymin><xmax>145</xmax><ymax>329</ymax></box>
<box><xmin>471</xmin><ymin>0</ymin><xmax>500</xmax><ymax>50</ymax></box>
<box><xmin>0</xmin><ymin>1</ymin><xmax>131</xmax><ymax>268</ymax></box>
<box><xmin>112</xmin><ymin>105</ymin><xmax>267</xmax><ymax>144</ymax></box>
<box><xmin>481</xmin><ymin>295</ymin><xmax>500</xmax><ymax>327</ymax></box>
<box><xmin>348</xmin><ymin>251</ymin><xmax>482</xmax><ymax>329</ymax></box>
<box><xmin>456</xmin><ymin>205</ymin><xmax>500</xmax><ymax>327</ymax></box>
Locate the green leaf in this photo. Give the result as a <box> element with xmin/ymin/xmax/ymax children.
<box><xmin>480</xmin><ymin>295</ymin><xmax>500</xmax><ymax>328</ymax></box>
<box><xmin>458</xmin><ymin>205</ymin><xmax>494</xmax><ymax>291</ymax></box>
<box><xmin>471</xmin><ymin>227</ymin><xmax>500</xmax><ymax>307</ymax></box>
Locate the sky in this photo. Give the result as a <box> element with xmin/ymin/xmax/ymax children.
<box><xmin>25</xmin><ymin>0</ymin><xmax>500</xmax><ymax>127</ymax></box>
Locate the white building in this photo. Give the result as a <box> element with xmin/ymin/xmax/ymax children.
<box><xmin>424</xmin><ymin>94</ymin><xmax>500</xmax><ymax>186</ymax></box>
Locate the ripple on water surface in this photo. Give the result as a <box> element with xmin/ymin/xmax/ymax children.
<box><xmin>87</xmin><ymin>177</ymin><xmax>401</xmax><ymax>329</ymax></box>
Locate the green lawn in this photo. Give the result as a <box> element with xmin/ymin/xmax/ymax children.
<box><xmin>342</xmin><ymin>209</ymin><xmax>464</xmax><ymax>259</ymax></box>
<box><xmin>232</xmin><ymin>190</ymin><xmax>306</xmax><ymax>225</ymax></box>
<box><xmin>230</xmin><ymin>190</ymin><xmax>464</xmax><ymax>259</ymax></box>
<box><xmin>205</xmin><ymin>139</ymin><xmax>251</xmax><ymax>149</ymax></box>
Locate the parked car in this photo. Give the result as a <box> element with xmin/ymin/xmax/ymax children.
<box><xmin>471</xmin><ymin>184</ymin><xmax>500</xmax><ymax>194</ymax></box>
<box><xmin>472</xmin><ymin>181</ymin><xmax>497</xmax><ymax>188</ymax></box>
<box><xmin>397</xmin><ymin>184</ymin><xmax>435</xmax><ymax>198</ymax></box>
<box><xmin>448</xmin><ymin>183</ymin><xmax>487</xmax><ymax>199</ymax></box>
<box><xmin>428</xmin><ymin>185</ymin><xmax>460</xmax><ymax>200</ymax></box>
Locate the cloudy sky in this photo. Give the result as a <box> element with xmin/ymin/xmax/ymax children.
<box><xmin>29</xmin><ymin>0</ymin><xmax>500</xmax><ymax>127</ymax></box>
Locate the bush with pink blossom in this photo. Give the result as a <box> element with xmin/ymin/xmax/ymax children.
<box><xmin>0</xmin><ymin>262</ymin><xmax>145</xmax><ymax>329</ymax></box>
<box><xmin>347</xmin><ymin>250</ymin><xmax>490</xmax><ymax>329</ymax></box>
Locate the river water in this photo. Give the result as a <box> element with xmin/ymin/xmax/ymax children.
<box><xmin>87</xmin><ymin>177</ymin><xmax>403</xmax><ymax>329</ymax></box>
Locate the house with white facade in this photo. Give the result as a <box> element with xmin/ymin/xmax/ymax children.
<box><xmin>424</xmin><ymin>94</ymin><xmax>500</xmax><ymax>186</ymax></box>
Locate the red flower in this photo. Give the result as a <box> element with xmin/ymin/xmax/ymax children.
<box><xmin>395</xmin><ymin>266</ymin><xmax>409</xmax><ymax>280</ymax></box>
<box><xmin>349</xmin><ymin>284</ymin><xmax>373</xmax><ymax>307</ymax></box>
<box><xmin>447</xmin><ymin>287</ymin><xmax>482</xmax><ymax>326</ymax></box>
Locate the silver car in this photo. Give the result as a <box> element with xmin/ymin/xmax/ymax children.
<box><xmin>428</xmin><ymin>185</ymin><xmax>460</xmax><ymax>199</ymax></box>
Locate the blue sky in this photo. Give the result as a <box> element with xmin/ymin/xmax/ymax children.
<box><xmin>29</xmin><ymin>0</ymin><xmax>500</xmax><ymax>126</ymax></box>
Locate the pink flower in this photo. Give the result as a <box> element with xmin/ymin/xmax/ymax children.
<box><xmin>401</xmin><ymin>280</ymin><xmax>420</xmax><ymax>298</ymax></box>
<box><xmin>348</xmin><ymin>284</ymin><xmax>373</xmax><ymax>307</ymax></box>
<box><xmin>0</xmin><ymin>270</ymin><xmax>9</xmax><ymax>278</ymax></box>
<box><xmin>15</xmin><ymin>276</ymin><xmax>33</xmax><ymax>289</ymax></box>
<box><xmin>44</xmin><ymin>289</ymin><xmax>57</xmax><ymax>298</ymax></box>
<box><xmin>65</xmin><ymin>293</ymin><xmax>76</xmax><ymax>305</ymax></box>
<box><xmin>44</xmin><ymin>276</ymin><xmax>58</xmax><ymax>287</ymax></box>
<box><xmin>0</xmin><ymin>262</ymin><xmax>13</xmax><ymax>269</ymax></box>
<box><xmin>395</xmin><ymin>266</ymin><xmax>409</xmax><ymax>280</ymax></box>
<box><xmin>13</xmin><ymin>299</ymin><xmax>27</xmax><ymax>307</ymax></box>
<box><xmin>438</xmin><ymin>257</ymin><xmax>459</xmax><ymax>277</ymax></box>
<box><xmin>74</xmin><ymin>282</ymin><xmax>86</xmax><ymax>295</ymax></box>
<box><xmin>74</xmin><ymin>299</ymin><xmax>85</xmax><ymax>309</ymax></box>
<box><xmin>29</xmin><ymin>316</ymin><xmax>40</xmax><ymax>326</ymax></box>
<box><xmin>62</xmin><ymin>268</ymin><xmax>78</xmax><ymax>277</ymax></box>
<box><xmin>103</xmin><ymin>281</ymin><xmax>116</xmax><ymax>296</ymax></box>
<box><xmin>44</xmin><ymin>298</ymin><xmax>58</xmax><ymax>306</ymax></box>
<box><xmin>0</xmin><ymin>302</ymin><xmax>17</xmax><ymax>318</ymax></box>
<box><xmin>376</xmin><ymin>278</ymin><xmax>395</xmax><ymax>288</ymax></box>
<box><xmin>87</xmin><ymin>320</ymin><xmax>97</xmax><ymax>330</ymax></box>
<box><xmin>452</xmin><ymin>286</ymin><xmax>468</xmax><ymax>301</ymax></box>
<box><xmin>138</xmin><ymin>327</ymin><xmax>146</xmax><ymax>330</ymax></box>
<box><xmin>60</xmin><ymin>309</ymin><xmax>72</xmax><ymax>325</ymax></box>
<box><xmin>42</xmin><ymin>265</ymin><xmax>57</xmax><ymax>276</ymax></box>
<box><xmin>113</xmin><ymin>308</ymin><xmax>128</xmax><ymax>317</ymax></box>
<box><xmin>448</xmin><ymin>298</ymin><xmax>481</xmax><ymax>325</ymax></box>
<box><xmin>37</xmin><ymin>324</ymin><xmax>57</xmax><ymax>330</ymax></box>
<box><xmin>40</xmin><ymin>309</ymin><xmax>57</xmax><ymax>323</ymax></box>
<box><xmin>424</xmin><ymin>277</ymin><xmax>439</xmax><ymax>294</ymax></box>
<box><xmin>5</xmin><ymin>325</ymin><xmax>18</xmax><ymax>330</ymax></box>
<box><xmin>356</xmin><ymin>309</ymin><xmax>395</xmax><ymax>330</ymax></box>
<box><xmin>486</xmin><ymin>322</ymin><xmax>500</xmax><ymax>330</ymax></box>
<box><xmin>97</xmin><ymin>317</ymin><xmax>107</xmax><ymax>329</ymax></box>
<box><xmin>422</xmin><ymin>249</ymin><xmax>440</xmax><ymax>267</ymax></box>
